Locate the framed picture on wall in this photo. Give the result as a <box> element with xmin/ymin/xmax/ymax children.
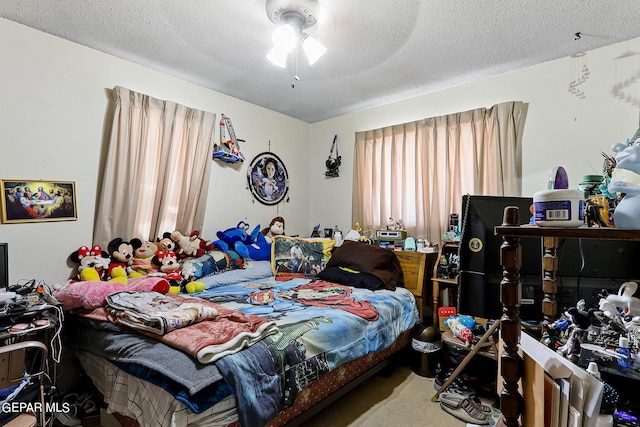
<box><xmin>0</xmin><ymin>180</ymin><xmax>77</xmax><ymax>224</ymax></box>
<box><xmin>246</xmin><ymin>152</ymin><xmax>290</xmax><ymax>206</ymax></box>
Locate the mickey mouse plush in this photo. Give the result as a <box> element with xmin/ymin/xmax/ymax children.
<box><xmin>69</xmin><ymin>245</ymin><xmax>111</xmax><ymax>281</ymax></box>
<box><xmin>155</xmin><ymin>232</ymin><xmax>177</xmax><ymax>253</ymax></box>
<box><xmin>107</xmin><ymin>237</ymin><xmax>140</xmax><ymax>279</ymax></box>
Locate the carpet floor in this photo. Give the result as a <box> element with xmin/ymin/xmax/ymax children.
<box><xmin>301</xmin><ymin>358</ymin><xmax>501</xmax><ymax>427</ymax></box>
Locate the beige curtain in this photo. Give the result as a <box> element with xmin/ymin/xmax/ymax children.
<box><xmin>93</xmin><ymin>86</ymin><xmax>216</xmax><ymax>248</ymax></box>
<box><xmin>353</xmin><ymin>101</ymin><xmax>527</xmax><ymax>242</ymax></box>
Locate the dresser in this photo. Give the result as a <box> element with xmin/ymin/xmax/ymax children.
<box><xmin>395</xmin><ymin>251</ymin><xmax>438</xmax><ymax>323</ymax></box>
<box><xmin>494</xmin><ymin>206</ymin><xmax>640</xmax><ymax>427</ymax></box>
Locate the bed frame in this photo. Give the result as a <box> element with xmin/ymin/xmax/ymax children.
<box><xmin>91</xmin><ymin>330</ymin><xmax>411</xmax><ymax>427</ymax></box>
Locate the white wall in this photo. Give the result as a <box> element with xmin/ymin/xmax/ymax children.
<box><xmin>2</xmin><ymin>15</ymin><xmax>640</xmax><ymax>286</ymax></box>
<box><xmin>0</xmin><ymin>18</ymin><xmax>310</xmax><ymax>285</ymax></box>
<box><xmin>310</xmin><ymin>37</ymin><xmax>640</xmax><ymax>235</ymax></box>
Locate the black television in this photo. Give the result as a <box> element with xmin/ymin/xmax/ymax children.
<box><xmin>553</xmin><ymin>238</ymin><xmax>640</xmax><ymax>307</ymax></box>
<box><xmin>457</xmin><ymin>195</ymin><xmax>543</xmax><ymax>321</ymax></box>
<box><xmin>456</xmin><ymin>195</ymin><xmax>640</xmax><ymax>321</ymax></box>
<box><xmin>0</xmin><ymin>243</ymin><xmax>7</xmax><ymax>289</ymax></box>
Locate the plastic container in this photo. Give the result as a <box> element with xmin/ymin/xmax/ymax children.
<box><xmin>617</xmin><ymin>336</ymin><xmax>631</xmax><ymax>369</ymax></box>
<box><xmin>533</xmin><ymin>189</ymin><xmax>584</xmax><ymax>227</ymax></box>
<box><xmin>578</xmin><ymin>174</ymin><xmax>603</xmax><ymax>198</ymax></box>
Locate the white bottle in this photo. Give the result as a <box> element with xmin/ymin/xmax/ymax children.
<box><xmin>586</xmin><ymin>361</ymin><xmax>601</xmax><ymax>379</ymax></box>
<box><xmin>617</xmin><ymin>336</ymin><xmax>631</xmax><ymax>369</ymax></box>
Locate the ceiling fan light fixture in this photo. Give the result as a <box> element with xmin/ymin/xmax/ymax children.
<box><xmin>265</xmin><ymin>0</ymin><xmax>325</xmax><ymax>68</ymax></box>
<box><xmin>271</xmin><ymin>24</ymin><xmax>298</xmax><ymax>52</ymax></box>
<box><xmin>267</xmin><ymin>46</ymin><xmax>290</xmax><ymax>68</ymax></box>
<box><xmin>301</xmin><ymin>34</ymin><xmax>326</xmax><ymax>65</ymax></box>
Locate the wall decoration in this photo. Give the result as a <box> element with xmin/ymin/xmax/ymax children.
<box><xmin>212</xmin><ymin>113</ymin><xmax>245</xmax><ymax>163</ymax></box>
<box><xmin>247</xmin><ymin>152</ymin><xmax>289</xmax><ymax>205</ymax></box>
<box><xmin>567</xmin><ymin>32</ymin><xmax>590</xmax><ymax>99</ymax></box>
<box><xmin>0</xmin><ymin>180</ymin><xmax>77</xmax><ymax>224</ymax></box>
<box><xmin>324</xmin><ymin>134</ymin><xmax>341</xmax><ymax>178</ymax></box>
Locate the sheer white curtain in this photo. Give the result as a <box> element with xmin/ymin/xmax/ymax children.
<box><xmin>93</xmin><ymin>86</ymin><xmax>216</xmax><ymax>247</ymax></box>
<box><xmin>353</xmin><ymin>101</ymin><xmax>527</xmax><ymax>242</ymax></box>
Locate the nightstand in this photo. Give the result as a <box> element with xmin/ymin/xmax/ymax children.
<box><xmin>395</xmin><ymin>251</ymin><xmax>438</xmax><ymax>323</ymax></box>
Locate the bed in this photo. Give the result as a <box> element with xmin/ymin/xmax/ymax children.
<box><xmin>56</xmin><ymin>240</ymin><xmax>418</xmax><ymax>427</ymax></box>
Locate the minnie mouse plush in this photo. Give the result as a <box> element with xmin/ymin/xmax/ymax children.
<box><xmin>152</xmin><ymin>251</ymin><xmax>184</xmax><ymax>282</ymax></box>
<box><xmin>69</xmin><ymin>245</ymin><xmax>111</xmax><ymax>281</ymax></box>
<box><xmin>152</xmin><ymin>251</ymin><xmax>204</xmax><ymax>293</ymax></box>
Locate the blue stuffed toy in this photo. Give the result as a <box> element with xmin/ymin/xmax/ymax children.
<box><xmin>213</xmin><ymin>221</ymin><xmax>270</xmax><ymax>260</ymax></box>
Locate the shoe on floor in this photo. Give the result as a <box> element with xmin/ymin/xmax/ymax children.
<box><xmin>439</xmin><ymin>391</ymin><xmax>492</xmax><ymax>413</ymax></box>
<box><xmin>440</xmin><ymin>396</ymin><xmax>490</xmax><ymax>425</ymax></box>
<box><xmin>434</xmin><ymin>372</ymin><xmax>478</xmax><ymax>399</ymax></box>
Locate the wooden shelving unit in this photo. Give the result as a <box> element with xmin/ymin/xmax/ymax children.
<box><xmin>494</xmin><ymin>209</ymin><xmax>640</xmax><ymax>426</ymax></box>
<box><xmin>431</xmin><ymin>240</ymin><xmax>460</xmax><ymax>327</ymax></box>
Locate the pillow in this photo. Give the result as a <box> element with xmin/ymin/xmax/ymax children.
<box><xmin>52</xmin><ymin>276</ymin><xmax>170</xmax><ymax>310</ymax></box>
<box><xmin>324</xmin><ymin>240</ymin><xmax>403</xmax><ymax>290</ymax></box>
<box><xmin>316</xmin><ymin>266</ymin><xmax>386</xmax><ymax>291</ymax></box>
<box><xmin>271</xmin><ymin>236</ymin><xmax>335</xmax><ymax>279</ymax></box>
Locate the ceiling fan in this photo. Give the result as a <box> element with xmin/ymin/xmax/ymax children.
<box><xmin>265</xmin><ymin>0</ymin><xmax>327</xmax><ymax>68</ymax></box>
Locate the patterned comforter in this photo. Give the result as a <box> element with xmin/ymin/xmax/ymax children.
<box><xmin>67</xmin><ymin>276</ymin><xmax>419</xmax><ymax>427</ymax></box>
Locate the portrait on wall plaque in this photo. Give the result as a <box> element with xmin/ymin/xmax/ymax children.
<box><xmin>247</xmin><ymin>152</ymin><xmax>289</xmax><ymax>206</ymax></box>
<box><xmin>0</xmin><ymin>180</ymin><xmax>77</xmax><ymax>223</ymax></box>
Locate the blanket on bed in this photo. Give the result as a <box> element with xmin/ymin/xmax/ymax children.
<box><xmin>78</xmin><ymin>297</ymin><xmax>278</xmax><ymax>364</ymax></box>
<box><xmin>105</xmin><ymin>291</ymin><xmax>218</xmax><ymax>335</ymax></box>
<box><xmin>197</xmin><ymin>276</ymin><xmax>419</xmax><ymax>426</ymax></box>
<box><xmin>67</xmin><ymin>276</ymin><xmax>418</xmax><ymax>426</ymax></box>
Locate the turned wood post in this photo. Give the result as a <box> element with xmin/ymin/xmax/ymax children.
<box><xmin>541</xmin><ymin>236</ymin><xmax>559</xmax><ymax>330</ymax></box>
<box><xmin>499</xmin><ymin>206</ymin><xmax>523</xmax><ymax>427</ymax></box>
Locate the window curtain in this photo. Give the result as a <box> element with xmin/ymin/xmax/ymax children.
<box><xmin>353</xmin><ymin>101</ymin><xmax>527</xmax><ymax>242</ymax></box>
<box><xmin>93</xmin><ymin>86</ymin><xmax>216</xmax><ymax>248</ymax></box>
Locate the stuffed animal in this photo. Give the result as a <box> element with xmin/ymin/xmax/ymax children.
<box><xmin>445</xmin><ymin>316</ymin><xmax>475</xmax><ymax>346</ymax></box>
<box><xmin>155</xmin><ymin>232</ymin><xmax>177</xmax><ymax>253</ymax></box>
<box><xmin>80</xmin><ymin>266</ymin><xmax>128</xmax><ymax>284</ymax></box>
<box><xmin>605</xmin><ymin>281</ymin><xmax>640</xmax><ymax>318</ymax></box>
<box><xmin>69</xmin><ymin>245</ymin><xmax>111</xmax><ymax>281</ymax></box>
<box><xmin>181</xmin><ymin>249</ymin><xmax>245</xmax><ymax>281</ymax></box>
<box><xmin>245</xmin><ymin>231</ymin><xmax>271</xmax><ymax>260</ymax></box>
<box><xmin>151</xmin><ymin>250</ymin><xmax>186</xmax><ymax>292</ymax></box>
<box><xmin>171</xmin><ymin>230</ymin><xmax>213</xmax><ymax>259</ymax></box>
<box><xmin>261</xmin><ymin>216</ymin><xmax>285</xmax><ymax>244</ymax></box>
<box><xmin>130</xmin><ymin>238</ymin><xmax>160</xmax><ymax>275</ymax></box>
<box><xmin>213</xmin><ymin>221</ymin><xmax>261</xmax><ymax>259</ymax></box>
<box><xmin>107</xmin><ymin>237</ymin><xmax>142</xmax><ymax>279</ymax></box>
<box><xmin>608</xmin><ymin>135</ymin><xmax>640</xmax><ymax>229</ymax></box>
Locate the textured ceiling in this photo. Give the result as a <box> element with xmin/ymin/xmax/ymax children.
<box><xmin>2</xmin><ymin>0</ymin><xmax>640</xmax><ymax>123</ymax></box>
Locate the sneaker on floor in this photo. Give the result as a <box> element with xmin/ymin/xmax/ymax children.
<box><xmin>434</xmin><ymin>370</ymin><xmax>478</xmax><ymax>398</ymax></box>
<box><xmin>440</xmin><ymin>396</ymin><xmax>490</xmax><ymax>425</ymax></box>
<box><xmin>440</xmin><ymin>391</ymin><xmax>492</xmax><ymax>413</ymax></box>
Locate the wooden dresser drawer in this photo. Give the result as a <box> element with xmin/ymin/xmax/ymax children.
<box><xmin>396</xmin><ymin>251</ymin><xmax>426</xmax><ymax>296</ymax></box>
